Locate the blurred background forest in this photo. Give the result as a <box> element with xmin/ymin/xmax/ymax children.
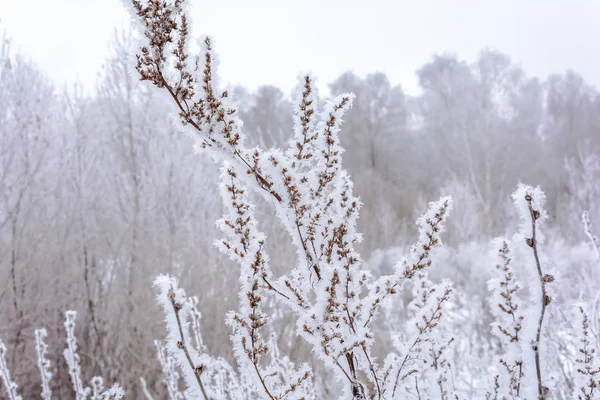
<box><xmin>1</xmin><ymin>24</ymin><xmax>599</xmax><ymax>398</ymax></box>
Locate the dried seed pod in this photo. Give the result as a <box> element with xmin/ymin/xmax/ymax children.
<box><xmin>542</xmin><ymin>274</ymin><xmax>555</xmax><ymax>283</ymax></box>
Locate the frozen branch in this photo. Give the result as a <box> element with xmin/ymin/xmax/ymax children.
<box><xmin>0</xmin><ymin>338</ymin><xmax>21</xmax><ymax>400</ymax></box>
<box><xmin>63</xmin><ymin>311</ymin><xmax>90</xmax><ymax>400</ymax></box>
<box><xmin>35</xmin><ymin>328</ymin><xmax>53</xmax><ymax>400</ymax></box>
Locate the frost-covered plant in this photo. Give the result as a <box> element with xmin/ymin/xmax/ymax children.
<box><xmin>574</xmin><ymin>305</ymin><xmax>600</xmax><ymax>400</ymax></box>
<box><xmin>155</xmin><ymin>340</ymin><xmax>185</xmax><ymax>400</ymax></box>
<box><xmin>487</xmin><ymin>184</ymin><xmax>556</xmax><ymax>399</ymax></box>
<box><xmin>488</xmin><ymin>240</ymin><xmax>525</xmax><ymax>398</ymax></box>
<box><xmin>382</xmin><ymin>271</ymin><xmax>455</xmax><ymax>399</ymax></box>
<box><xmin>0</xmin><ymin>338</ymin><xmax>22</xmax><ymax>400</ymax></box>
<box><xmin>128</xmin><ymin>0</ymin><xmax>453</xmax><ymax>398</ymax></box>
<box><xmin>153</xmin><ymin>275</ymin><xmax>212</xmax><ymax>399</ymax></box>
<box><xmin>153</xmin><ymin>274</ymin><xmax>262</xmax><ymax>399</ymax></box>
<box><xmin>35</xmin><ymin>329</ymin><xmax>53</xmax><ymax>400</ymax></box>
<box><xmin>0</xmin><ymin>312</ymin><xmax>124</xmax><ymax>400</ymax></box>
<box><xmin>64</xmin><ymin>310</ymin><xmax>90</xmax><ymax>400</ymax></box>
<box><xmin>65</xmin><ymin>311</ymin><xmax>126</xmax><ymax>400</ymax></box>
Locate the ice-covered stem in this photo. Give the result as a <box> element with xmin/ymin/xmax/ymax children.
<box><xmin>364</xmin><ymin>197</ymin><xmax>452</xmax><ymax>328</ymax></box>
<box><xmin>188</xmin><ymin>296</ymin><xmax>206</xmax><ymax>354</ymax></box>
<box><xmin>64</xmin><ymin>311</ymin><xmax>90</xmax><ymax>400</ymax></box>
<box><xmin>583</xmin><ymin>211</ymin><xmax>600</xmax><ymax>261</ymax></box>
<box><xmin>154</xmin><ymin>275</ymin><xmax>209</xmax><ymax>399</ymax></box>
<box><xmin>35</xmin><ymin>328</ymin><xmax>53</xmax><ymax>400</ymax></box>
<box><xmin>155</xmin><ymin>341</ymin><xmax>184</xmax><ymax>400</ymax></box>
<box><xmin>575</xmin><ymin>305</ymin><xmax>600</xmax><ymax>400</ymax></box>
<box><xmin>488</xmin><ymin>239</ymin><xmax>524</xmax><ymax>397</ymax></box>
<box><xmin>0</xmin><ymin>338</ymin><xmax>21</xmax><ymax>400</ymax></box>
<box><xmin>512</xmin><ymin>184</ymin><xmax>552</xmax><ymax>399</ymax></box>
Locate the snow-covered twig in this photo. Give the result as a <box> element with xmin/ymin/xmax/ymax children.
<box><xmin>512</xmin><ymin>184</ymin><xmax>552</xmax><ymax>398</ymax></box>
<box><xmin>488</xmin><ymin>185</ymin><xmax>554</xmax><ymax>398</ymax></box>
<box><xmin>35</xmin><ymin>328</ymin><xmax>53</xmax><ymax>400</ymax></box>
<box><xmin>385</xmin><ymin>273</ymin><xmax>454</xmax><ymax>398</ymax></box>
<box><xmin>488</xmin><ymin>239</ymin><xmax>524</xmax><ymax>398</ymax></box>
<box><xmin>154</xmin><ymin>275</ymin><xmax>209</xmax><ymax>399</ymax></box>
<box><xmin>64</xmin><ymin>311</ymin><xmax>90</xmax><ymax>400</ymax></box>
<box><xmin>0</xmin><ymin>338</ymin><xmax>21</xmax><ymax>400</ymax></box>
<box><xmin>155</xmin><ymin>340</ymin><xmax>184</xmax><ymax>400</ymax></box>
<box><xmin>139</xmin><ymin>377</ymin><xmax>154</xmax><ymax>400</ymax></box>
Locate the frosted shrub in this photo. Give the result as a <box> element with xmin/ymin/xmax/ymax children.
<box><xmin>121</xmin><ymin>1</ymin><xmax>600</xmax><ymax>398</ymax></box>
<box><xmin>485</xmin><ymin>184</ymin><xmax>600</xmax><ymax>399</ymax></box>
<box><xmin>574</xmin><ymin>305</ymin><xmax>600</xmax><ymax>400</ymax></box>
<box><xmin>127</xmin><ymin>0</ymin><xmax>454</xmax><ymax>398</ymax></box>
<box><xmin>487</xmin><ymin>185</ymin><xmax>554</xmax><ymax>399</ymax></box>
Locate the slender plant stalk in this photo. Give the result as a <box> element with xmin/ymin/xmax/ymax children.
<box><xmin>168</xmin><ymin>290</ymin><xmax>209</xmax><ymax>400</ymax></box>
<box><xmin>526</xmin><ymin>195</ymin><xmax>548</xmax><ymax>399</ymax></box>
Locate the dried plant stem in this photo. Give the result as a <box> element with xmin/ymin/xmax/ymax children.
<box><xmin>249</xmin><ymin>307</ymin><xmax>276</xmax><ymax>400</ymax></box>
<box><xmin>168</xmin><ymin>291</ymin><xmax>209</xmax><ymax>400</ymax></box>
<box><xmin>252</xmin><ymin>360</ymin><xmax>276</xmax><ymax>400</ymax></box>
<box><xmin>360</xmin><ymin>344</ymin><xmax>382</xmax><ymax>398</ymax></box>
<box><xmin>527</xmin><ymin>198</ymin><xmax>547</xmax><ymax>399</ymax></box>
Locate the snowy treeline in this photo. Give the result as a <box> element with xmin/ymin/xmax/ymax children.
<box><xmin>1</xmin><ymin>1</ymin><xmax>600</xmax><ymax>398</ymax></box>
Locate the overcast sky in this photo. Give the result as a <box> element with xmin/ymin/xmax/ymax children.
<box><xmin>1</xmin><ymin>0</ymin><xmax>599</xmax><ymax>95</ymax></box>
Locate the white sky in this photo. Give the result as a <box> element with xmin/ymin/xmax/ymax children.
<box><xmin>1</xmin><ymin>0</ymin><xmax>599</xmax><ymax>95</ymax></box>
